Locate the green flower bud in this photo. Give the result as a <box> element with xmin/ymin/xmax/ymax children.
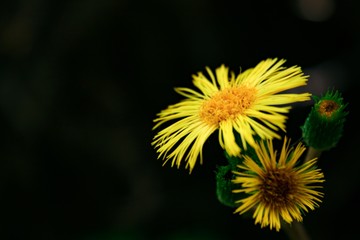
<box><xmin>215</xmin><ymin>164</ymin><xmax>238</xmax><ymax>208</ymax></box>
<box><xmin>215</xmin><ymin>140</ymin><xmax>260</xmax><ymax>208</ymax></box>
<box><xmin>301</xmin><ymin>89</ymin><xmax>348</xmax><ymax>151</ymax></box>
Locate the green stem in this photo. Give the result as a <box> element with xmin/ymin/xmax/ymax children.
<box><xmin>282</xmin><ymin>221</ymin><xmax>311</xmax><ymax>240</ymax></box>
<box><xmin>304</xmin><ymin>146</ymin><xmax>322</xmax><ymax>163</ymax></box>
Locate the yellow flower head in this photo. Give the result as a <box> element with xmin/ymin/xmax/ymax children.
<box><xmin>232</xmin><ymin>137</ymin><xmax>325</xmax><ymax>231</ymax></box>
<box><xmin>152</xmin><ymin>58</ymin><xmax>311</xmax><ymax>173</ymax></box>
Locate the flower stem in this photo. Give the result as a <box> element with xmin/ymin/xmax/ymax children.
<box><xmin>282</xmin><ymin>221</ymin><xmax>311</xmax><ymax>240</ymax></box>
<box><xmin>304</xmin><ymin>146</ymin><xmax>322</xmax><ymax>163</ymax></box>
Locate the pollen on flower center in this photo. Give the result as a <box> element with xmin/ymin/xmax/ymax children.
<box><xmin>260</xmin><ymin>168</ymin><xmax>297</xmax><ymax>206</ymax></box>
<box><xmin>318</xmin><ymin>100</ymin><xmax>339</xmax><ymax>118</ymax></box>
<box><xmin>199</xmin><ymin>87</ymin><xmax>257</xmax><ymax>126</ymax></box>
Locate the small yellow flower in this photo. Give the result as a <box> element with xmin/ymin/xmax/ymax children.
<box><xmin>232</xmin><ymin>137</ymin><xmax>325</xmax><ymax>231</ymax></box>
<box><xmin>152</xmin><ymin>58</ymin><xmax>311</xmax><ymax>173</ymax></box>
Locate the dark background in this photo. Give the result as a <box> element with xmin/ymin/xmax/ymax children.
<box><xmin>0</xmin><ymin>0</ymin><xmax>359</xmax><ymax>239</ymax></box>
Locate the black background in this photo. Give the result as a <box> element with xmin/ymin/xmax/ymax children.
<box><xmin>0</xmin><ymin>0</ymin><xmax>359</xmax><ymax>239</ymax></box>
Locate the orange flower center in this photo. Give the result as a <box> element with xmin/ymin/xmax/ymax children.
<box><xmin>318</xmin><ymin>100</ymin><xmax>339</xmax><ymax>118</ymax></box>
<box><xmin>199</xmin><ymin>86</ymin><xmax>257</xmax><ymax>126</ymax></box>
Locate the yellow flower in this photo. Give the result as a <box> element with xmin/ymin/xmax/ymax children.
<box><xmin>232</xmin><ymin>137</ymin><xmax>325</xmax><ymax>231</ymax></box>
<box><xmin>152</xmin><ymin>58</ymin><xmax>311</xmax><ymax>173</ymax></box>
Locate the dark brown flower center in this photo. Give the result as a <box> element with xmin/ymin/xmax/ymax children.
<box><xmin>260</xmin><ymin>168</ymin><xmax>297</xmax><ymax>206</ymax></box>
